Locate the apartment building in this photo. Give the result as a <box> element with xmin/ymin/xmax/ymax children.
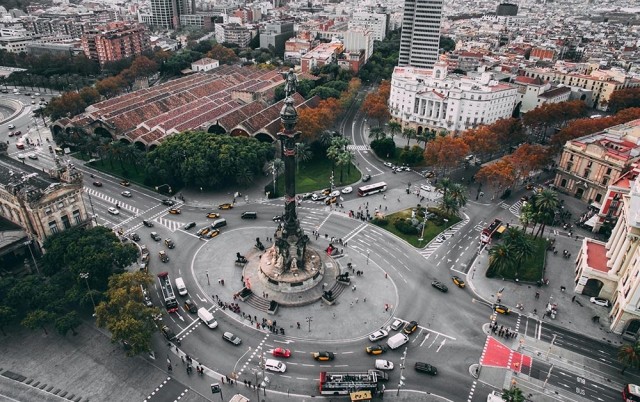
<box><xmin>349</xmin><ymin>11</ymin><xmax>387</xmax><ymax>41</ymax></box>
<box><xmin>214</xmin><ymin>23</ymin><xmax>253</xmax><ymax>47</ymax></box>
<box><xmin>388</xmin><ymin>62</ymin><xmax>518</xmax><ymax>134</ymax></box>
<box><xmin>300</xmin><ymin>41</ymin><xmax>344</xmax><ymax>73</ymax></box>
<box><xmin>554</xmin><ymin>119</ymin><xmax>640</xmax><ymax>205</ymax></box>
<box><xmin>81</xmin><ymin>22</ymin><xmax>150</xmax><ymax>65</ymax></box>
<box><xmin>574</xmin><ymin>173</ymin><xmax>640</xmax><ymax>339</ymax></box>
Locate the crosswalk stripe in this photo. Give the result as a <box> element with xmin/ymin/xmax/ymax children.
<box><xmin>346</xmin><ymin>145</ymin><xmax>370</xmax><ymax>151</ymax></box>
<box><xmin>83</xmin><ymin>187</ymin><xmax>141</xmax><ymax>215</ymax></box>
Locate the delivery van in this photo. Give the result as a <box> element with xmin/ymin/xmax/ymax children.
<box><xmin>386</xmin><ymin>333</ymin><xmax>409</xmax><ymax>350</ymax></box>
<box><xmin>175</xmin><ymin>277</ymin><xmax>188</xmax><ymax>296</ymax></box>
<box><xmin>197</xmin><ymin>307</ymin><xmax>218</xmax><ymax>329</ymax></box>
<box><xmin>264</xmin><ymin>359</ymin><xmax>287</xmax><ymax>373</ymax></box>
<box><xmin>211</xmin><ymin>218</ymin><xmax>227</xmax><ymax>229</ymax></box>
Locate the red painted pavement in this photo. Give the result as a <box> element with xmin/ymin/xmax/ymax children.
<box><xmin>480</xmin><ymin>337</ymin><xmax>531</xmax><ymax>373</ymax></box>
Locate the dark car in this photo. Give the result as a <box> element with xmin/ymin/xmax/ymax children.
<box><xmin>222</xmin><ymin>331</ymin><xmax>242</xmax><ymax>345</ymax></box>
<box><xmin>161</xmin><ymin>325</ymin><xmax>177</xmax><ymax>341</ymax></box>
<box><xmin>414</xmin><ymin>362</ymin><xmax>437</xmax><ymax>375</ymax></box>
<box><xmin>183</xmin><ymin>222</ymin><xmax>196</xmax><ymax>230</ymax></box>
<box><xmin>362</xmin><ymin>174</ymin><xmax>371</xmax><ymax>182</ymax></box>
<box><xmin>162</xmin><ymin>199</ymin><xmax>175</xmax><ymax>206</ymax></box>
<box><xmin>143</xmin><ymin>220</ymin><xmax>154</xmax><ymax>227</ymax></box>
<box><xmin>150</xmin><ymin>232</ymin><xmax>161</xmax><ymax>241</ymax></box>
<box><xmin>312</xmin><ymin>351</ymin><xmax>335</xmax><ymax>361</ymax></box>
<box><xmin>272</xmin><ymin>215</ymin><xmax>283</xmax><ymax>222</ymax></box>
<box><xmin>164</xmin><ymin>239</ymin><xmax>175</xmax><ymax>249</ymax></box>
<box><xmin>92</xmin><ymin>181</ymin><xmax>103</xmax><ymax>187</ymax></box>
<box><xmin>403</xmin><ymin>321</ymin><xmax>418</xmax><ymax>334</ymax></box>
<box><xmin>184</xmin><ymin>299</ymin><xmax>197</xmax><ymax>313</ymax></box>
<box><xmin>120</xmin><ymin>180</ymin><xmax>130</xmax><ymax>186</ymax></box>
<box><xmin>431</xmin><ymin>280</ymin><xmax>448</xmax><ymax>293</ymax></box>
<box><xmin>130</xmin><ymin>233</ymin><xmax>140</xmax><ymax>242</ymax></box>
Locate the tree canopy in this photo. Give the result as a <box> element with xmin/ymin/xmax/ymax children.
<box><xmin>146</xmin><ymin>131</ymin><xmax>275</xmax><ymax>189</ymax></box>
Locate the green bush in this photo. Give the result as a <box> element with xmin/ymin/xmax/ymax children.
<box><xmin>393</xmin><ymin>218</ymin><xmax>419</xmax><ymax>234</ymax></box>
<box><xmin>371</xmin><ymin>138</ymin><xmax>396</xmax><ymax>159</ymax></box>
<box><xmin>371</xmin><ymin>217</ymin><xmax>389</xmax><ymax>226</ymax></box>
<box><xmin>398</xmin><ymin>145</ymin><xmax>424</xmax><ymax>165</ymax></box>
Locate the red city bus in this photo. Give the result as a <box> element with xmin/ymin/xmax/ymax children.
<box><xmin>624</xmin><ymin>384</ymin><xmax>640</xmax><ymax>402</ymax></box>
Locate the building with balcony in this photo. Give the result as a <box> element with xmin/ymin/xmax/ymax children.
<box><xmin>588</xmin><ymin>163</ymin><xmax>640</xmax><ymax>233</ymax></box>
<box><xmin>349</xmin><ymin>11</ymin><xmax>387</xmax><ymax>42</ymax></box>
<box><xmin>300</xmin><ymin>41</ymin><xmax>344</xmax><ymax>73</ymax></box>
<box><xmin>0</xmin><ymin>143</ymin><xmax>91</xmax><ymax>251</ymax></box>
<box><xmin>554</xmin><ymin>119</ymin><xmax>640</xmax><ymax>205</ymax></box>
<box><xmin>574</xmin><ymin>173</ymin><xmax>640</xmax><ymax>339</ymax></box>
<box><xmin>388</xmin><ymin>62</ymin><xmax>518</xmax><ymax>135</ymax></box>
<box><xmin>81</xmin><ymin>22</ymin><xmax>150</xmax><ymax>65</ymax></box>
<box><xmin>214</xmin><ymin>23</ymin><xmax>253</xmax><ymax>47</ymax></box>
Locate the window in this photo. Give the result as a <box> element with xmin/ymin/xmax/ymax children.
<box><xmin>595</xmin><ymin>193</ymin><xmax>602</xmax><ymax>203</ymax></box>
<box><xmin>49</xmin><ymin>221</ymin><xmax>59</xmax><ymax>234</ymax></box>
<box><xmin>583</xmin><ymin>169</ymin><xmax>590</xmax><ymax>178</ymax></box>
<box><xmin>61</xmin><ymin>215</ymin><xmax>71</xmax><ymax>229</ymax></box>
<box><xmin>566</xmin><ymin>162</ymin><xmax>573</xmax><ymax>171</ymax></box>
<box><xmin>606</xmin><ymin>167</ymin><xmax>612</xmax><ymax>175</ymax></box>
<box><xmin>561</xmin><ymin>179</ymin><xmax>567</xmax><ymax>187</ymax></box>
<box><xmin>569</xmin><ymin>154</ymin><xmax>574</xmax><ymax>161</ymax></box>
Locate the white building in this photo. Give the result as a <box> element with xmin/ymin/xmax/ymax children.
<box><xmin>191</xmin><ymin>57</ymin><xmax>219</xmax><ymax>72</ymax></box>
<box><xmin>349</xmin><ymin>11</ymin><xmax>387</xmax><ymax>42</ymax></box>
<box><xmin>342</xmin><ymin>29</ymin><xmax>374</xmax><ymax>61</ymax></box>
<box><xmin>575</xmin><ymin>173</ymin><xmax>640</xmax><ymax>340</ymax></box>
<box><xmin>389</xmin><ymin>62</ymin><xmax>518</xmax><ymax>134</ymax></box>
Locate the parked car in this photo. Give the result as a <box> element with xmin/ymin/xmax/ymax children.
<box><xmin>390</xmin><ymin>319</ymin><xmax>404</xmax><ymax>331</ymax></box>
<box><xmin>206</xmin><ymin>229</ymin><xmax>220</xmax><ymax>238</ymax></box>
<box><xmin>330</xmin><ymin>190</ymin><xmax>341</xmax><ymax>198</ymax></box>
<box><xmin>431</xmin><ymin>280</ymin><xmax>448</xmax><ymax>293</ymax></box>
<box><xmin>312</xmin><ymin>351</ymin><xmax>335</xmax><ymax>361</ymax></box>
<box><xmin>403</xmin><ymin>321</ymin><xmax>418</xmax><ymax>334</ymax></box>
<box><xmin>383</xmin><ymin>162</ymin><xmax>393</xmax><ymax>167</ymax></box>
<box><xmin>150</xmin><ymin>232</ymin><xmax>161</xmax><ymax>241</ymax></box>
<box><xmin>311</xmin><ymin>193</ymin><xmax>327</xmax><ymax>201</ymax></box>
<box><xmin>368</xmin><ymin>329</ymin><xmax>389</xmax><ymax>342</ymax></box>
<box><xmin>222</xmin><ymin>331</ymin><xmax>242</xmax><ymax>345</ymax></box>
<box><xmin>161</xmin><ymin>325</ymin><xmax>177</xmax><ymax>341</ymax></box>
<box><xmin>590</xmin><ymin>297</ymin><xmax>611</xmax><ymax>307</ymax></box>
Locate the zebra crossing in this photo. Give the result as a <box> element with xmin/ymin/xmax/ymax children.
<box><xmin>154</xmin><ymin>217</ymin><xmax>184</xmax><ymax>231</ymax></box>
<box><xmin>346</xmin><ymin>145</ymin><xmax>370</xmax><ymax>151</ymax></box>
<box><xmin>83</xmin><ymin>187</ymin><xmax>141</xmax><ymax>215</ymax></box>
<box><xmin>419</xmin><ymin>215</ymin><xmax>471</xmax><ymax>259</ymax></box>
<box><xmin>509</xmin><ymin>200</ymin><xmax>523</xmax><ymax>218</ymax></box>
<box><xmin>499</xmin><ymin>202</ymin><xmax>510</xmax><ymax>210</ymax></box>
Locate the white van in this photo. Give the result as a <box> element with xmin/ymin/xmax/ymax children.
<box><xmin>386</xmin><ymin>333</ymin><xmax>409</xmax><ymax>350</ymax></box>
<box><xmin>175</xmin><ymin>277</ymin><xmax>187</xmax><ymax>296</ymax></box>
<box><xmin>211</xmin><ymin>218</ymin><xmax>227</xmax><ymax>229</ymax></box>
<box><xmin>263</xmin><ymin>359</ymin><xmax>286</xmax><ymax>373</ymax></box>
<box><xmin>197</xmin><ymin>307</ymin><xmax>218</xmax><ymax>329</ymax></box>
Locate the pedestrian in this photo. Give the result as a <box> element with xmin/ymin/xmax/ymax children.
<box><xmin>297</xmin><ymin>322</ymin><xmax>301</xmax><ymax>329</ymax></box>
<box><xmin>168</xmin><ymin>364</ymin><xmax>172</xmax><ymax>372</ymax></box>
<box><xmin>571</xmin><ymin>296</ymin><xmax>576</xmax><ymax>302</ymax></box>
<box><xmin>363</xmin><ymin>297</ymin><xmax>366</xmax><ymax>302</ymax></box>
<box><xmin>221</xmin><ymin>377</ymin><xmax>224</xmax><ymax>384</ymax></box>
<box><xmin>385</xmin><ymin>272</ymin><xmax>388</xmax><ymax>279</ymax></box>
<box><xmin>355</xmin><ymin>297</ymin><xmax>359</xmax><ymax>303</ymax></box>
<box><xmin>383</xmin><ymin>194</ymin><xmax>386</xmax><ymax>200</ymax></box>
<box><xmin>181</xmin><ymin>355</ymin><xmax>185</xmax><ymax>364</ymax></box>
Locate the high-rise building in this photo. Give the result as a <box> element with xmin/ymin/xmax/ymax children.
<box><xmin>398</xmin><ymin>0</ymin><xmax>444</xmax><ymax>69</ymax></box>
<box><xmin>140</xmin><ymin>0</ymin><xmax>193</xmax><ymax>30</ymax></box>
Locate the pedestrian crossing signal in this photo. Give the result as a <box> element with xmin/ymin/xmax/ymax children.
<box><xmin>211</xmin><ymin>383</ymin><xmax>221</xmax><ymax>394</ymax></box>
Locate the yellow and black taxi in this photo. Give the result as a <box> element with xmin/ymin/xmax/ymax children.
<box><xmin>206</xmin><ymin>212</ymin><xmax>220</xmax><ymax>219</ymax></box>
<box><xmin>312</xmin><ymin>351</ymin><xmax>335</xmax><ymax>361</ymax></box>
<box><xmin>451</xmin><ymin>276</ymin><xmax>465</xmax><ymax>288</ymax></box>
<box><xmin>403</xmin><ymin>320</ymin><xmax>418</xmax><ymax>334</ymax></box>
<box><xmin>207</xmin><ymin>229</ymin><xmax>220</xmax><ymax>238</ymax></box>
<box><xmin>366</xmin><ymin>345</ymin><xmax>387</xmax><ymax>355</ymax></box>
<box><xmin>168</xmin><ymin>208</ymin><xmax>181</xmax><ymax>214</ymax></box>
<box><xmin>184</xmin><ymin>299</ymin><xmax>197</xmax><ymax>314</ymax></box>
<box><xmin>218</xmin><ymin>203</ymin><xmax>233</xmax><ymax>210</ymax></box>
<box><xmin>325</xmin><ymin>196</ymin><xmax>338</xmax><ymax>205</ymax></box>
<box><xmin>164</xmin><ymin>239</ymin><xmax>175</xmax><ymax>249</ymax></box>
<box><xmin>159</xmin><ymin>250</ymin><xmax>169</xmax><ymax>263</ymax></box>
<box><xmin>197</xmin><ymin>227</ymin><xmax>210</xmax><ymax>237</ymax></box>
<box><xmin>321</xmin><ymin>188</ymin><xmax>332</xmax><ymax>195</ymax></box>
<box><xmin>493</xmin><ymin>304</ymin><xmax>510</xmax><ymax>315</ymax></box>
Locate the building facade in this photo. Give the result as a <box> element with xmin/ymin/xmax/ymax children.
<box><xmin>300</xmin><ymin>41</ymin><xmax>344</xmax><ymax>73</ymax></box>
<box><xmin>214</xmin><ymin>23</ymin><xmax>253</xmax><ymax>47</ymax></box>
<box><xmin>81</xmin><ymin>22</ymin><xmax>150</xmax><ymax>65</ymax></box>
<box><xmin>343</xmin><ymin>29</ymin><xmax>374</xmax><ymax>62</ymax></box>
<box><xmin>349</xmin><ymin>11</ymin><xmax>387</xmax><ymax>42</ymax></box>
<box><xmin>0</xmin><ymin>144</ymin><xmax>91</xmax><ymax>250</ymax></box>
<box><xmin>388</xmin><ymin>62</ymin><xmax>518</xmax><ymax>134</ymax></box>
<box><xmin>574</xmin><ymin>174</ymin><xmax>640</xmax><ymax>339</ymax></box>
<box><xmin>554</xmin><ymin>119</ymin><xmax>640</xmax><ymax>205</ymax></box>
<box><xmin>259</xmin><ymin>21</ymin><xmax>295</xmax><ymax>57</ymax></box>
<box><xmin>398</xmin><ymin>0</ymin><xmax>444</xmax><ymax>69</ymax></box>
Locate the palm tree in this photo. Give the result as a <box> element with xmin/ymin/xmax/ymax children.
<box><xmin>336</xmin><ymin>151</ymin><xmax>351</xmax><ymax>182</ymax></box>
<box><xmin>318</xmin><ymin>130</ymin><xmax>335</xmax><ymax>149</ymax></box>
<box><xmin>435</xmin><ymin>177</ymin><xmax>452</xmax><ymax>200</ymax></box>
<box><xmin>446</xmin><ymin>183</ymin><xmax>468</xmax><ymax>215</ymax></box>
<box><xmin>295</xmin><ymin>142</ymin><xmax>313</xmax><ymax>171</ymax></box>
<box><xmin>532</xmin><ymin>189</ymin><xmax>559</xmax><ymax>239</ymax></box>
<box><xmin>440</xmin><ymin>195</ymin><xmax>459</xmax><ymax>216</ymax></box>
<box><xmin>263</xmin><ymin>158</ymin><xmax>284</xmax><ymax>196</ymax></box>
<box><xmin>488</xmin><ymin>243</ymin><xmax>514</xmax><ymax>277</ymax></box>
<box><xmin>501</xmin><ymin>386</ymin><xmax>525</xmax><ymax>402</ymax></box>
<box><xmin>618</xmin><ymin>342</ymin><xmax>640</xmax><ymax>374</ymax></box>
<box><xmin>519</xmin><ymin>202</ymin><xmax>534</xmax><ymax>232</ymax></box>
<box><xmin>387</xmin><ymin>121</ymin><xmax>401</xmax><ymax>139</ymax></box>
<box><xmin>402</xmin><ymin>128</ymin><xmax>416</xmax><ymax>147</ymax></box>
<box><xmin>369</xmin><ymin>127</ymin><xmax>386</xmax><ymax>141</ymax></box>
<box><xmin>504</xmin><ymin>227</ymin><xmax>535</xmax><ymax>276</ymax></box>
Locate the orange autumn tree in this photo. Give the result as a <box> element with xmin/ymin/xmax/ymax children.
<box><xmin>461</xmin><ymin>125</ymin><xmax>499</xmax><ymax>159</ymax></box>
<box><xmin>297</xmin><ymin>97</ymin><xmax>342</xmax><ymax>143</ymax></box>
<box><xmin>362</xmin><ymin>80</ymin><xmax>391</xmax><ymax>126</ymax></box>
<box><xmin>506</xmin><ymin>144</ymin><xmax>551</xmax><ymax>182</ymax></box>
<box><xmin>423</xmin><ymin>135</ymin><xmax>469</xmax><ymax>172</ymax></box>
<box><xmin>475</xmin><ymin>158</ymin><xmax>517</xmax><ymax>190</ymax></box>
<box><xmin>491</xmin><ymin>118</ymin><xmax>526</xmax><ymax>149</ymax></box>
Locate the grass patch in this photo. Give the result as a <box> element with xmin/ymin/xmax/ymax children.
<box><xmin>488</xmin><ymin>237</ymin><xmax>547</xmax><ymax>282</ymax></box>
<box><xmin>273</xmin><ymin>157</ymin><xmax>361</xmax><ymax>195</ymax></box>
<box><xmin>371</xmin><ymin>207</ymin><xmax>461</xmax><ymax>248</ymax></box>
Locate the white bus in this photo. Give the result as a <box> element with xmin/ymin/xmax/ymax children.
<box><xmin>357</xmin><ymin>182</ymin><xmax>387</xmax><ymax>197</ymax></box>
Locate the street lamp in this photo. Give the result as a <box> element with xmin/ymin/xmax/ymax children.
<box><xmin>23</xmin><ymin>236</ymin><xmax>40</xmax><ymax>274</ymax></box>
<box><xmin>79</xmin><ymin>272</ymin><xmax>96</xmax><ymax>316</ymax></box>
<box><xmin>418</xmin><ymin>213</ymin><xmax>428</xmax><ymax>241</ymax></box>
<box><xmin>396</xmin><ymin>347</ymin><xmax>407</xmax><ymax>396</ymax></box>
<box><xmin>306</xmin><ymin>316</ymin><xmax>313</xmax><ymax>332</ymax></box>
<box><xmin>232</xmin><ymin>346</ymin><xmax>252</xmax><ymax>379</ymax></box>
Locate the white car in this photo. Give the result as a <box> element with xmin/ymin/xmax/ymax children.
<box><xmin>341</xmin><ymin>186</ymin><xmax>353</xmax><ymax>194</ymax></box>
<box><xmin>311</xmin><ymin>193</ymin><xmax>327</xmax><ymax>201</ymax></box>
<box><xmin>390</xmin><ymin>319</ymin><xmax>404</xmax><ymax>331</ymax></box>
<box><xmin>369</xmin><ymin>329</ymin><xmax>389</xmax><ymax>342</ymax></box>
<box><xmin>330</xmin><ymin>190</ymin><xmax>341</xmax><ymax>197</ymax></box>
<box><xmin>383</xmin><ymin>162</ymin><xmax>393</xmax><ymax>168</ymax></box>
<box><xmin>590</xmin><ymin>297</ymin><xmax>611</xmax><ymax>307</ymax></box>
<box><xmin>121</xmin><ymin>191</ymin><xmax>132</xmax><ymax>197</ymax></box>
<box><xmin>8</xmin><ymin>124</ymin><xmax>15</xmax><ymax>129</ymax></box>
<box><xmin>420</xmin><ymin>185</ymin><xmax>432</xmax><ymax>192</ymax></box>
<box><xmin>17</xmin><ymin>153</ymin><xmax>25</xmax><ymax>160</ymax></box>
<box><xmin>27</xmin><ymin>153</ymin><xmax>38</xmax><ymax>160</ymax></box>
<box><xmin>107</xmin><ymin>207</ymin><xmax>120</xmax><ymax>215</ymax></box>
<box><xmin>375</xmin><ymin>359</ymin><xmax>394</xmax><ymax>370</ymax></box>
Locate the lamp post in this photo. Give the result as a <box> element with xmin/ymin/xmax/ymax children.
<box><xmin>330</xmin><ymin>171</ymin><xmax>335</xmax><ymax>190</ymax></box>
<box><xmin>206</xmin><ymin>270</ymin><xmax>210</xmax><ymax>285</ymax></box>
<box><xmin>418</xmin><ymin>214</ymin><xmax>428</xmax><ymax>242</ymax></box>
<box><xmin>396</xmin><ymin>347</ymin><xmax>407</xmax><ymax>396</ymax></box>
<box><xmin>306</xmin><ymin>316</ymin><xmax>312</xmax><ymax>332</ymax></box>
<box><xmin>79</xmin><ymin>272</ymin><xmax>96</xmax><ymax>316</ymax></box>
<box><xmin>232</xmin><ymin>346</ymin><xmax>252</xmax><ymax>379</ymax></box>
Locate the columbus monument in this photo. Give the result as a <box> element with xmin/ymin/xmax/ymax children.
<box><xmin>255</xmin><ymin>69</ymin><xmax>327</xmax><ymax>297</ymax></box>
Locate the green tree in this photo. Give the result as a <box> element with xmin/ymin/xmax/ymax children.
<box><xmin>443</xmin><ymin>183</ymin><xmax>467</xmax><ymax>216</ymax></box>
<box><xmin>55</xmin><ymin>311</ymin><xmax>82</xmax><ymax>336</ymax></box>
<box><xmin>387</xmin><ymin>121</ymin><xmax>401</xmax><ymax>139</ymax></box>
<box><xmin>295</xmin><ymin>142</ymin><xmax>313</xmax><ymax>171</ymax></box>
<box><xmin>435</xmin><ymin>177</ymin><xmax>452</xmax><ymax>200</ymax></box>
<box><xmin>503</xmin><ymin>227</ymin><xmax>534</xmax><ymax>276</ymax></box>
<box><xmin>618</xmin><ymin>342</ymin><xmax>640</xmax><ymax>374</ymax></box>
<box><xmin>532</xmin><ymin>189</ymin><xmax>559</xmax><ymax>239</ymax></box>
<box><xmin>0</xmin><ymin>305</ymin><xmax>16</xmax><ymax>336</ymax></box>
<box><xmin>369</xmin><ymin>127</ymin><xmax>386</xmax><ymax>141</ymax></box>
<box><xmin>22</xmin><ymin>310</ymin><xmax>56</xmax><ymax>335</ymax></box>
<box><xmin>488</xmin><ymin>243</ymin><xmax>514</xmax><ymax>277</ymax></box>
<box><xmin>402</xmin><ymin>128</ymin><xmax>416</xmax><ymax>147</ymax></box>
<box><xmin>502</xmin><ymin>386</ymin><xmax>525</xmax><ymax>402</ymax></box>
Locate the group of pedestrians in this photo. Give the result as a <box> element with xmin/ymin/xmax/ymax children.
<box><xmin>490</xmin><ymin>322</ymin><xmax>518</xmax><ymax>339</ymax></box>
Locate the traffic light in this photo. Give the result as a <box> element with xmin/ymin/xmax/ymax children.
<box><xmin>211</xmin><ymin>383</ymin><xmax>221</xmax><ymax>394</ymax></box>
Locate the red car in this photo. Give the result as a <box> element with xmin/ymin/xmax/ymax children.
<box><xmin>272</xmin><ymin>347</ymin><xmax>291</xmax><ymax>358</ymax></box>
